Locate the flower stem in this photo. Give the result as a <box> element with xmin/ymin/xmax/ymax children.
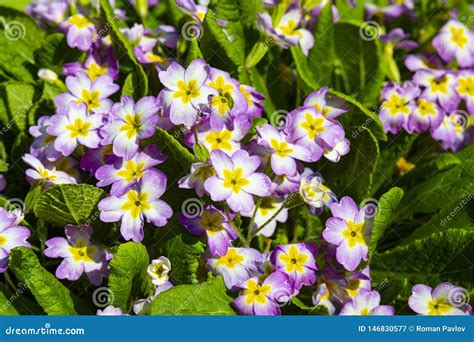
<box><xmin>224</xmin><ymin>205</ymin><xmax>248</xmax><ymax>246</ymax></box>
<box><xmin>250</xmin><ymin>192</ymin><xmax>305</xmax><ymax>240</ymax></box>
<box><xmin>246</xmin><ymin>197</ymin><xmax>262</xmax><ymax>242</ymax></box>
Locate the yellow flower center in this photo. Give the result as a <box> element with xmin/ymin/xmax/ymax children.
<box><xmin>279</xmin><ymin>245</ymin><xmax>308</xmax><ymax>273</ymax></box>
<box><xmin>174</xmin><ymin>79</ymin><xmax>201</xmax><ymax>104</ymax></box>
<box><xmin>0</xmin><ymin>235</ymin><xmax>7</xmax><ymax>246</ymax></box>
<box><xmin>450</xmin><ymin>27</ymin><xmax>468</xmax><ymax>49</ymax></box>
<box><xmin>119</xmin><ymin>113</ymin><xmax>142</xmax><ymax>139</ymax></box>
<box><xmin>417</xmin><ymin>99</ymin><xmax>436</xmax><ymax>116</ymax></box>
<box><xmin>69</xmin><ymin>241</ymin><xmax>96</xmax><ymax>262</ymax></box>
<box><xmin>116</xmin><ymin>160</ymin><xmax>146</xmax><ymax>183</ymax></box>
<box><xmin>208</xmin><ymin>76</ymin><xmax>234</xmax><ymax>95</ymax></box>
<box><xmin>360</xmin><ymin>308</ymin><xmax>371</xmax><ymax>315</ymax></box>
<box><xmin>194</xmin><ymin>164</ymin><xmax>216</xmax><ymax>181</ymax></box>
<box><xmin>301</xmin><ymin>113</ymin><xmax>325</xmax><ymax>139</ymax></box>
<box><xmin>346</xmin><ymin>279</ymin><xmax>361</xmax><ymax>298</ymax></box>
<box><xmin>121</xmin><ymin>190</ymin><xmax>151</xmax><ymax>219</ymax></box>
<box><xmin>457</xmin><ymin>77</ymin><xmax>474</xmax><ymax>97</ymax></box>
<box><xmin>382</xmin><ymin>93</ymin><xmax>410</xmax><ymax>116</ymax></box>
<box><xmin>210</xmin><ymin>96</ymin><xmax>230</xmax><ymax>116</ymax></box>
<box><xmin>429</xmin><ymin>76</ymin><xmax>449</xmax><ymax>94</ymax></box>
<box><xmin>279</xmin><ymin>19</ymin><xmax>302</xmax><ymax>37</ymax></box>
<box><xmin>314</xmin><ymin>103</ymin><xmax>330</xmax><ymax>116</ymax></box>
<box><xmin>427</xmin><ymin>299</ymin><xmax>452</xmax><ymax>315</ymax></box>
<box><xmin>205</xmin><ymin>130</ymin><xmax>233</xmax><ymax>151</ymax></box>
<box><xmin>258</xmin><ymin>197</ymin><xmax>277</xmax><ymax>217</ymax></box>
<box><xmin>67</xmin><ymin>15</ymin><xmax>91</xmax><ymax>29</ymax></box>
<box><xmin>216</xmin><ymin>248</ymin><xmax>245</xmax><ymax>269</ymax></box>
<box><xmin>270</xmin><ymin>139</ymin><xmax>293</xmax><ymax>158</ymax></box>
<box><xmin>222</xmin><ymin>168</ymin><xmax>249</xmax><ymax>193</ymax></box>
<box><xmin>244</xmin><ymin>279</ymin><xmax>272</xmax><ymax>305</ymax></box>
<box><xmin>85</xmin><ymin>62</ymin><xmax>107</xmax><ymax>81</ymax></box>
<box><xmin>77</xmin><ymin>90</ymin><xmax>101</xmax><ymax>110</ymax></box>
<box><xmin>38</xmin><ymin>167</ymin><xmax>57</xmax><ymax>182</ymax></box>
<box><xmin>146</xmin><ymin>54</ymin><xmax>166</xmax><ymax>63</ymax></box>
<box><xmin>152</xmin><ymin>263</ymin><xmax>167</xmax><ymax>277</ymax></box>
<box><xmin>342</xmin><ymin>221</ymin><xmax>366</xmax><ymax>248</ymax></box>
<box><xmin>200</xmin><ymin>211</ymin><xmax>224</xmax><ymax>235</ymax></box>
<box><xmin>240</xmin><ymin>85</ymin><xmax>253</xmax><ymax>106</ymax></box>
<box><xmin>396</xmin><ymin>157</ymin><xmax>415</xmax><ymax>175</ymax></box>
<box><xmin>65</xmin><ymin>118</ymin><xmax>92</xmax><ymax>138</ymax></box>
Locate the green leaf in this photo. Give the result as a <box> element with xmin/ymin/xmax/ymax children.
<box><xmin>200</xmin><ymin>10</ymin><xmax>244</xmax><ymax>75</ymax></box>
<box><xmin>4</xmin><ymin>82</ymin><xmax>36</xmax><ymax>131</ymax></box>
<box><xmin>393</xmin><ymin>149</ymin><xmax>474</xmax><ymax>244</ymax></box>
<box><xmin>34</xmin><ymin>33</ymin><xmax>84</xmax><ymax>75</ymax></box>
<box><xmin>99</xmin><ymin>0</ymin><xmax>148</xmax><ymax>98</ymax></box>
<box><xmin>185</xmin><ymin>38</ymin><xmax>204</xmax><ymax>66</ymax></box>
<box><xmin>234</xmin><ymin>0</ymin><xmax>264</xmax><ymax>28</ymax></box>
<box><xmin>319</xmin><ymin>126</ymin><xmax>379</xmax><ymax>202</ymax></box>
<box><xmin>368</xmin><ymin>187</ymin><xmax>404</xmax><ymax>259</ymax></box>
<box><xmin>154</xmin><ymin>223</ymin><xmax>205</xmax><ymax>284</ymax></box>
<box><xmin>335</xmin><ymin>0</ymin><xmax>365</xmax><ymax>21</ymax></box>
<box><xmin>153</xmin><ymin>126</ymin><xmax>194</xmax><ymax>170</ymax></box>
<box><xmin>0</xmin><ymin>6</ymin><xmax>45</xmax><ymax>58</ymax></box>
<box><xmin>371</xmin><ymin>133</ymin><xmax>418</xmax><ymax>194</ymax></box>
<box><xmin>290</xmin><ymin>3</ymin><xmax>334</xmax><ymax>89</ymax></box>
<box><xmin>371</xmin><ymin>229</ymin><xmax>474</xmax><ymax>291</ymax></box>
<box><xmin>193</xmin><ymin>143</ymin><xmax>210</xmax><ymax>162</ymax></box>
<box><xmin>108</xmin><ymin>242</ymin><xmax>150</xmax><ymax>311</ymax></box>
<box><xmin>8</xmin><ymin>247</ymin><xmax>77</xmax><ymax>315</ymax></box>
<box><xmin>0</xmin><ymin>290</ymin><xmax>19</xmax><ymax>315</ymax></box>
<box><xmin>151</xmin><ymin>276</ymin><xmax>236</xmax><ymax>315</ymax></box>
<box><xmin>245</xmin><ymin>42</ymin><xmax>269</xmax><ymax>68</ymax></box>
<box><xmin>34</xmin><ymin>184</ymin><xmax>105</xmax><ymax>227</ymax></box>
<box><xmin>292</xmin><ymin>17</ymin><xmax>385</xmax><ymax>106</ymax></box>
<box><xmin>329</xmin><ymin>88</ymin><xmax>386</xmax><ymax>142</ymax></box>
<box><xmin>396</xmin><ymin>152</ymin><xmax>460</xmax><ymax>188</ymax></box>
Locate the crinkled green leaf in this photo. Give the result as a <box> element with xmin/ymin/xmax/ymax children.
<box><xmin>99</xmin><ymin>0</ymin><xmax>148</xmax><ymax>98</ymax></box>
<box><xmin>153</xmin><ymin>126</ymin><xmax>194</xmax><ymax>170</ymax></box>
<box><xmin>368</xmin><ymin>187</ymin><xmax>404</xmax><ymax>259</ymax></box>
<box><xmin>0</xmin><ymin>290</ymin><xmax>19</xmax><ymax>315</ymax></box>
<box><xmin>151</xmin><ymin>276</ymin><xmax>235</xmax><ymax>315</ymax></box>
<box><xmin>371</xmin><ymin>229</ymin><xmax>474</xmax><ymax>293</ymax></box>
<box><xmin>154</xmin><ymin>223</ymin><xmax>205</xmax><ymax>284</ymax></box>
<box><xmin>329</xmin><ymin>89</ymin><xmax>386</xmax><ymax>141</ymax></box>
<box><xmin>371</xmin><ymin>133</ymin><xmax>418</xmax><ymax>194</ymax></box>
<box><xmin>4</xmin><ymin>82</ymin><xmax>37</xmax><ymax>131</ymax></box>
<box><xmin>292</xmin><ymin>17</ymin><xmax>385</xmax><ymax>106</ymax></box>
<box><xmin>34</xmin><ymin>184</ymin><xmax>105</xmax><ymax>227</ymax></box>
<box><xmin>34</xmin><ymin>33</ymin><xmax>84</xmax><ymax>75</ymax></box>
<box><xmin>200</xmin><ymin>11</ymin><xmax>244</xmax><ymax>76</ymax></box>
<box><xmin>8</xmin><ymin>247</ymin><xmax>77</xmax><ymax>315</ymax></box>
<box><xmin>108</xmin><ymin>242</ymin><xmax>150</xmax><ymax>311</ymax></box>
